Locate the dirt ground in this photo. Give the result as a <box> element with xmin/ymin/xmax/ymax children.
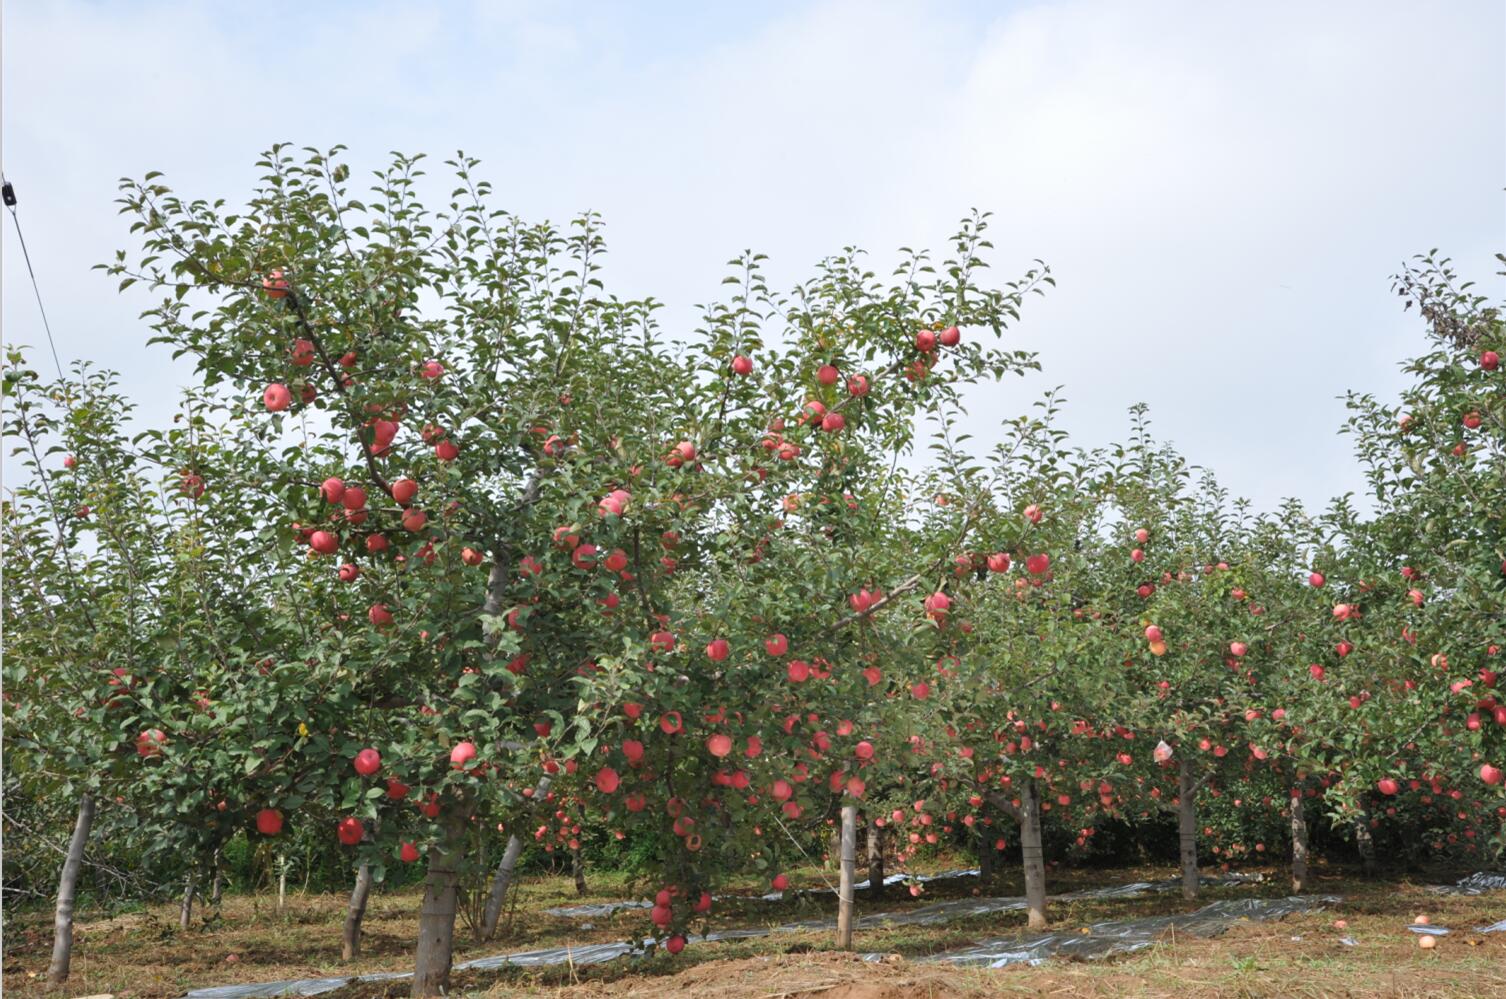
<box><xmin>4</xmin><ymin>861</ymin><xmax>1503</xmax><ymax>999</ymax></box>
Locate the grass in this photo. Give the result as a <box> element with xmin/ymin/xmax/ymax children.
<box><xmin>3</xmin><ymin>859</ymin><xmax>1502</xmax><ymax>998</ymax></box>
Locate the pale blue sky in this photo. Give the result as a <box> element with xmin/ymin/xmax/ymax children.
<box><xmin>4</xmin><ymin>0</ymin><xmax>1503</xmax><ymax>512</ymax></box>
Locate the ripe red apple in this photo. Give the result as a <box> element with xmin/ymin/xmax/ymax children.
<box><xmin>340</xmin><ymin>486</ymin><xmax>367</xmax><ymax>511</ymax></box>
<box><xmin>291</xmin><ymin>338</ymin><xmax>316</xmax><ymax>366</ymax></box>
<box><xmin>263</xmin><ymin>383</ymin><xmax>292</xmax><ymax>412</ymax></box>
<box><xmin>1145</xmin><ymin>625</ymin><xmax>1163</xmax><ymax>643</ymax></box>
<box><xmin>1481</xmin><ymin>764</ymin><xmax>1503</xmax><ymax>786</ymax></box>
<box><xmin>706</xmin><ymin>734</ymin><xmax>733</xmax><ymax>757</ymax></box>
<box><xmin>420</xmin><ymin>360</ymin><xmax>445</xmax><ymax>380</ymax></box>
<box><xmin>365</xmin><ymin>534</ymin><xmax>389</xmax><ymax>553</ymax></box>
<box><xmin>847</xmin><ymin>374</ymin><xmax>869</xmax><ymax>396</ymax></box>
<box><xmin>1463</xmin><ymin>411</ymin><xmax>1482</xmax><ymax>429</ymax></box>
<box><xmin>368</xmin><ymin>603</ymin><xmax>393</xmax><ymax>627</ymax></box>
<box><xmin>650</xmin><ymin>630</ymin><xmax>676</xmax><ymax>652</ymax></box>
<box><xmin>595</xmin><ymin>767</ymin><xmax>620</xmax><ymax>793</ymax></box>
<box><xmin>402</xmin><ymin>508</ymin><xmax>427</xmax><ymax>532</ymax></box>
<box><xmin>855</xmin><ymin>740</ymin><xmax>874</xmax><ymax>760</ymax></box>
<box><xmin>390</xmin><ymin>478</ymin><xmax>418</xmax><ymax>505</ymax></box>
<box><xmin>666</xmin><ymin>935</ymin><xmax>686</xmax><ymax>955</ymax></box>
<box><xmin>320</xmin><ymin>477</ymin><xmax>345</xmax><ymax>503</ymax></box>
<box><xmin>63</xmin><ymin>454</ymin><xmax>77</xmax><ymax>469</ymax></box>
<box><xmin>1024</xmin><ymin>504</ymin><xmax>1042</xmax><ymax>524</ymax></box>
<box><xmin>1482</xmin><ymin>350</ymin><xmax>1500</xmax><ymax>371</ymax></box>
<box><xmin>354</xmin><ymin>748</ymin><xmax>382</xmax><ymax>776</ymax></box>
<box><xmin>386</xmin><ymin>777</ymin><xmax>410</xmax><ymax>800</ymax></box>
<box><xmin>1309</xmin><ymin>571</ymin><xmax>1325</xmax><ymax>588</ymax></box>
<box><xmin>400</xmin><ymin>842</ymin><xmax>420</xmax><ymax>863</ymax></box>
<box><xmin>604</xmin><ymin>548</ymin><xmax>629</xmax><ymax>572</ymax></box>
<box><xmin>659</xmin><ymin>711</ymin><xmax>683</xmax><ymax>735</ymax></box>
<box><xmin>338</xmin><ymin>563</ymin><xmax>359</xmax><ymax>582</ymax></box>
<box><xmin>255</xmin><ymin>808</ymin><xmax>284</xmax><ymax>835</ymax></box>
<box><xmin>450</xmin><ymin>741</ymin><xmax>477</xmax><ymax>767</ymax></box>
<box><xmin>1134</xmin><ymin>528</ymin><xmax>1149</xmax><ymax>543</ymax></box>
<box><xmin>309</xmin><ymin>530</ymin><xmax>339</xmax><ymax>555</ymax></box>
<box><xmin>136</xmin><ymin>729</ymin><xmax>167</xmax><ymax>757</ymax></box>
<box><xmin>1229</xmin><ymin>641</ymin><xmax>1248</xmax><ymax>658</ymax></box>
<box><xmin>337</xmin><ymin>817</ymin><xmax>364</xmax><ymax>846</ymax></box>
<box><xmin>731</xmin><ymin>354</ymin><xmax>753</xmax><ymax>376</ymax></box>
<box><xmin>817</xmin><ymin>363</ymin><xmax>840</xmax><ymax>386</ymax></box>
<box><xmin>1025</xmin><ymin>553</ymin><xmax>1050</xmax><ymax>575</ymax></box>
<box><xmin>434</xmin><ymin>440</ymin><xmax>459</xmax><ymax>461</ymax></box>
<box><xmin>705</xmin><ymin>638</ymin><xmax>730</xmax><ymax>662</ymax></box>
<box><xmin>787</xmin><ymin>659</ymin><xmax>811</xmax><ymax>683</ymax></box>
<box><xmin>1377</xmin><ymin>777</ymin><xmax>1400</xmax><ymax>796</ymax></box>
<box><xmin>771</xmin><ymin>873</ymin><xmax>789</xmax><ymax>891</ymax></box>
<box><xmin>263</xmin><ymin>269</ymin><xmax>289</xmax><ymax>298</ymax></box>
<box><xmin>939</xmin><ymin>326</ymin><xmax>960</xmax><ymax>347</ymax></box>
<box><xmin>987</xmin><ymin>552</ymin><xmax>1011</xmax><ymax>573</ymax></box>
<box><xmin>461</xmin><ymin>547</ymin><xmax>484</xmax><ymax>566</ymax></box>
<box><xmin>914</xmin><ymin>330</ymin><xmax>937</xmax><ymax>352</ymax></box>
<box><xmin>764</xmin><ymin>633</ymin><xmax>789</xmax><ymax>656</ymax></box>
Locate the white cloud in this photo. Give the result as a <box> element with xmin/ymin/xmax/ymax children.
<box><xmin>4</xmin><ymin>0</ymin><xmax>1501</xmax><ymax>512</ymax></box>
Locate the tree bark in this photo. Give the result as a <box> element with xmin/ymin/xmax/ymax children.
<box><xmin>1178</xmin><ymin>756</ymin><xmax>1199</xmax><ymax>900</ymax></box>
<box><xmin>342</xmin><ymin>863</ymin><xmax>374</xmax><ymax>961</ymax></box>
<box><xmin>571</xmin><ymin>845</ymin><xmax>586</xmax><ymax>897</ymax></box>
<box><xmin>1290</xmin><ymin>786</ymin><xmax>1309</xmax><ymax>892</ymax></box>
<box><xmin>412</xmin><ymin>825</ymin><xmax>463</xmax><ymax>997</ymax></box>
<box><xmin>1020</xmin><ymin>777</ymin><xmax>1048</xmax><ymax>929</ymax></box>
<box><xmin>481</xmin><ymin>776</ymin><xmax>551</xmax><ymax>940</ymax></box>
<box><xmin>47</xmin><ymin>793</ymin><xmax>95</xmax><ymax>984</ymax></box>
<box><xmin>978</xmin><ymin>826</ymin><xmax>995</xmax><ymax>886</ymax></box>
<box><xmin>837</xmin><ymin>805</ymin><xmax>857</xmax><ymax>949</ymax></box>
<box><xmin>1354</xmin><ymin>809</ymin><xmax>1377</xmax><ymax>877</ymax></box>
<box><xmin>866</xmin><ymin>815</ymin><xmax>885</xmax><ymax>898</ymax></box>
<box><xmin>179</xmin><ymin>871</ymin><xmax>196</xmax><ymax>931</ymax></box>
<box><xmin>210</xmin><ymin>848</ymin><xmax>224</xmax><ymax>907</ymax></box>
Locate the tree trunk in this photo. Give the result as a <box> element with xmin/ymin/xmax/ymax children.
<box><xmin>179</xmin><ymin>871</ymin><xmax>196</xmax><ymax>931</ymax></box>
<box><xmin>571</xmin><ymin>845</ymin><xmax>586</xmax><ymax>897</ymax></box>
<box><xmin>47</xmin><ymin>793</ymin><xmax>95</xmax><ymax>984</ymax></box>
<box><xmin>481</xmin><ymin>776</ymin><xmax>551</xmax><ymax>940</ymax></box>
<box><xmin>1290</xmin><ymin>786</ymin><xmax>1309</xmax><ymax>892</ymax></box>
<box><xmin>412</xmin><ymin>826</ymin><xmax>463</xmax><ymax>997</ymax></box>
<box><xmin>1178</xmin><ymin>756</ymin><xmax>1199</xmax><ymax>901</ymax></box>
<box><xmin>836</xmin><ymin>805</ymin><xmax>857</xmax><ymax>949</ymax></box>
<box><xmin>978</xmin><ymin>827</ymin><xmax>995</xmax><ymax>886</ymax></box>
<box><xmin>1020</xmin><ymin>777</ymin><xmax>1048</xmax><ymax>929</ymax></box>
<box><xmin>210</xmin><ymin>849</ymin><xmax>224</xmax><ymax>907</ymax></box>
<box><xmin>866</xmin><ymin>815</ymin><xmax>885</xmax><ymax>898</ymax></box>
<box><xmin>1354</xmin><ymin>809</ymin><xmax>1377</xmax><ymax>877</ymax></box>
<box><xmin>342</xmin><ymin>863</ymin><xmax>374</xmax><ymax>961</ymax></box>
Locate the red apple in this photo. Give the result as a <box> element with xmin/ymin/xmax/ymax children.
<box><xmin>764</xmin><ymin>633</ymin><xmax>789</xmax><ymax>656</ymax></box>
<box><xmin>263</xmin><ymin>383</ymin><xmax>292</xmax><ymax>412</ymax></box>
<box><xmin>354</xmin><ymin>748</ymin><xmax>382</xmax><ymax>776</ymax></box>
<box><xmin>255</xmin><ymin>808</ymin><xmax>284</xmax><ymax>836</ymax></box>
<box><xmin>337</xmin><ymin>817</ymin><xmax>364</xmax><ymax>846</ymax></box>
<box><xmin>400</xmin><ymin>842</ymin><xmax>420</xmax><ymax>862</ymax></box>
<box><xmin>731</xmin><ymin>355</ymin><xmax>753</xmax><ymax>376</ymax></box>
